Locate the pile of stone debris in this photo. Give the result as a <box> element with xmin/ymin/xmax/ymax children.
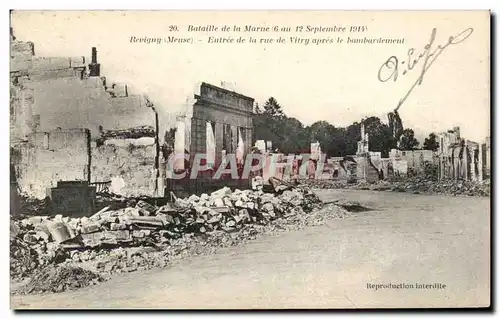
<box><xmin>303</xmin><ymin>178</ymin><xmax>490</xmax><ymax>197</ymax></box>
<box><xmin>384</xmin><ymin>178</ymin><xmax>491</xmax><ymax>197</ymax></box>
<box><xmin>11</xmin><ymin>180</ymin><xmax>350</xmax><ymax>295</ymax></box>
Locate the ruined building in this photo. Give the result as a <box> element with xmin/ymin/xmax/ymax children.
<box><xmin>190</xmin><ymin>83</ymin><xmax>254</xmax><ymax>164</ymax></box>
<box><xmin>10</xmin><ymin>32</ymin><xmax>160</xmax><ymax>199</ymax></box>
<box><xmin>170</xmin><ymin>83</ymin><xmax>255</xmax><ymax>195</ymax></box>
<box><xmin>354</xmin><ymin>120</ymin><xmax>380</xmax><ymax>183</ymax></box>
<box><xmin>436</xmin><ymin>127</ymin><xmax>487</xmax><ymax>181</ymax></box>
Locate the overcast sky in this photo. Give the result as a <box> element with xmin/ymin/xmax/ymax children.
<box><xmin>11</xmin><ymin>11</ymin><xmax>490</xmax><ymax>142</ymax></box>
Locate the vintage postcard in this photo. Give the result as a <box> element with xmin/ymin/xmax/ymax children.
<box><xmin>9</xmin><ymin>10</ymin><xmax>490</xmax><ymax>309</ymax></box>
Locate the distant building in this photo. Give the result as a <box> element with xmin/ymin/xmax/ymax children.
<box><xmin>436</xmin><ymin>127</ymin><xmax>485</xmax><ymax>181</ymax></box>
<box><xmin>170</xmin><ymin>82</ymin><xmax>255</xmax><ymax>195</ymax></box>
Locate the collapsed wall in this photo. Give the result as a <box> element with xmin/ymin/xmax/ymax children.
<box><xmin>91</xmin><ymin>129</ymin><xmax>157</xmax><ymax>197</ymax></box>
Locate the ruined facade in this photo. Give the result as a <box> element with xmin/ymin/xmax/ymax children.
<box><xmin>388</xmin><ymin>149</ymin><xmax>409</xmax><ymax>177</ymax></box>
<box><xmin>10</xmin><ymin>39</ymin><xmax>155</xmax><ymax>140</ymax></box>
<box><xmin>355</xmin><ymin>120</ymin><xmax>380</xmax><ymax>183</ymax></box>
<box><xmin>10</xmin><ymin>34</ymin><xmax>159</xmax><ymax>198</ymax></box>
<box><xmin>170</xmin><ymin>83</ymin><xmax>255</xmax><ymax>195</ymax></box>
<box><xmin>401</xmin><ymin>150</ymin><xmax>435</xmax><ymax>171</ymax></box>
<box><xmin>189</xmin><ymin>82</ymin><xmax>254</xmax><ymax>163</ymax></box>
<box><xmin>436</xmin><ymin>128</ymin><xmax>486</xmax><ymax>181</ymax></box>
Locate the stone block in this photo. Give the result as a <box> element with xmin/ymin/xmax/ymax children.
<box><xmin>104</xmin><ymin>230</ymin><xmax>132</xmax><ymax>242</ymax></box>
<box><xmin>132</xmin><ymin>230</ymin><xmax>146</xmax><ymax>238</ymax></box>
<box><xmin>214</xmin><ymin>198</ymin><xmax>225</xmax><ymax>207</ymax></box>
<box><xmin>81</xmin><ymin>232</ymin><xmax>105</xmax><ymax>247</ymax></box>
<box><xmin>207</xmin><ymin>213</ymin><xmax>222</xmax><ymax>224</ymax></box>
<box><xmin>262</xmin><ymin>203</ymin><xmax>274</xmax><ymax>212</ymax></box>
<box><xmin>110</xmin><ymin>222</ymin><xmax>127</xmax><ymax>231</ymax></box>
<box><xmin>32</xmin><ymin>57</ymin><xmax>71</xmax><ymax>71</ymax></box>
<box><xmin>124</xmin><ymin>207</ymin><xmax>141</xmax><ymax>217</ymax></box>
<box><xmin>223</xmin><ymin>198</ymin><xmax>233</xmax><ymax>207</ymax></box>
<box><xmin>211</xmin><ymin>206</ymin><xmax>231</xmax><ymax>214</ymax></box>
<box><xmin>157</xmin><ymin>213</ymin><xmax>174</xmax><ymax>224</ymax></box>
<box><xmin>211</xmin><ymin>186</ymin><xmax>232</xmax><ymax>198</ymax></box>
<box><xmin>97</xmin><ymin>216</ymin><xmax>117</xmax><ymax>225</ymax></box>
<box><xmin>156</xmin><ymin>203</ymin><xmax>181</xmax><ymax>214</ymax></box>
<box><xmin>46</xmin><ymin>221</ymin><xmax>74</xmax><ymax>243</ymax></box>
<box><xmin>81</xmin><ymin>222</ymin><xmax>101</xmax><ymax>234</ymax></box>
<box><xmin>89</xmin><ymin>206</ymin><xmax>111</xmax><ymax>221</ymax></box>
<box><xmin>126</xmin><ymin>216</ymin><xmax>164</xmax><ymax>227</ymax></box>
<box><xmin>29</xmin><ymin>68</ymin><xmax>78</xmax><ymax>81</ymax></box>
<box><xmin>238</xmin><ymin>209</ymin><xmax>250</xmax><ymax>220</ymax></box>
<box><xmin>233</xmin><ymin>215</ymin><xmax>242</xmax><ymax>223</ymax></box>
<box><xmin>136</xmin><ymin>200</ymin><xmax>157</xmax><ymax>215</ymax></box>
<box><xmin>260</xmin><ymin>193</ymin><xmax>274</xmax><ymax>204</ymax></box>
<box><xmin>235</xmin><ymin>200</ymin><xmax>244</xmax><ymax>207</ymax></box>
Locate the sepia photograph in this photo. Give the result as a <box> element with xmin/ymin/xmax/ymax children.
<box><xmin>8</xmin><ymin>10</ymin><xmax>491</xmax><ymax>309</ymax></box>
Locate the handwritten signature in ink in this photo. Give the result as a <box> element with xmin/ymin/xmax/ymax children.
<box><xmin>377</xmin><ymin>27</ymin><xmax>474</xmax><ymax>110</ymax></box>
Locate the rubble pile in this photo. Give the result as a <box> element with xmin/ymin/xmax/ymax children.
<box><xmin>10</xmin><ymin>237</ymin><xmax>39</xmax><ymax>280</ymax></box>
<box><xmin>11</xmin><ymin>182</ymin><xmax>351</xmax><ymax>294</ymax></box>
<box><xmin>10</xmin><ymin>218</ymin><xmax>70</xmax><ymax>280</ymax></box>
<box><xmin>17</xmin><ymin>265</ymin><xmax>104</xmax><ymax>295</ymax></box>
<box><xmin>303</xmin><ymin>180</ymin><xmax>352</xmax><ymax>190</ymax></box>
<box><xmin>303</xmin><ymin>178</ymin><xmax>490</xmax><ymax>197</ymax></box>
<box><xmin>385</xmin><ymin>178</ymin><xmax>491</xmax><ymax>197</ymax></box>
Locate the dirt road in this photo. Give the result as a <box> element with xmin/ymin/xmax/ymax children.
<box><xmin>11</xmin><ymin>190</ymin><xmax>490</xmax><ymax>309</ymax></box>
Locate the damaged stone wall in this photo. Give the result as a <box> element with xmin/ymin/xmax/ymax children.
<box><xmin>27</xmin><ymin>76</ymin><xmax>155</xmax><ymax>138</ymax></box>
<box><xmin>190</xmin><ymin>83</ymin><xmax>254</xmax><ymax>162</ymax></box>
<box><xmin>389</xmin><ymin>149</ymin><xmax>409</xmax><ymax>177</ymax></box>
<box><xmin>11</xmin><ymin>40</ymin><xmax>40</xmax><ymax>142</ymax></box>
<box><xmin>11</xmin><ymin>35</ymin><xmax>160</xmax><ymax>199</ymax></box>
<box><xmin>326</xmin><ymin>157</ymin><xmax>351</xmax><ymax>181</ymax></box>
<box><xmin>13</xmin><ymin>129</ymin><xmax>91</xmax><ymax>199</ymax></box>
<box><xmin>91</xmin><ymin>135</ymin><xmax>157</xmax><ymax>197</ymax></box>
<box><xmin>400</xmin><ymin>149</ymin><xmax>435</xmax><ymax>175</ymax></box>
<box><xmin>10</xmin><ymin>36</ymin><xmax>156</xmax><ymax>140</ymax></box>
<box><xmin>437</xmin><ymin>128</ymin><xmax>486</xmax><ymax>181</ymax></box>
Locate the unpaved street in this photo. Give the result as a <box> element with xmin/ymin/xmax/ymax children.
<box><xmin>11</xmin><ymin>190</ymin><xmax>490</xmax><ymax>309</ymax></box>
